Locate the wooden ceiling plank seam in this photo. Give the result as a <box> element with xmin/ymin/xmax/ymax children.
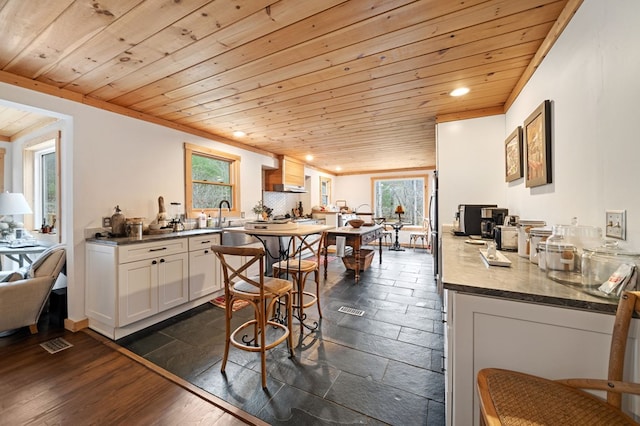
<box><xmin>178</xmin><ymin>60</ymin><xmax>526</xmax><ymax>129</ymax></box>
<box><xmin>89</xmin><ymin>0</ymin><xmax>350</xmax><ymax>103</ymax></box>
<box><xmin>57</xmin><ymin>0</ymin><xmax>280</xmax><ymax>93</ymax></box>
<box><xmin>177</xmin><ymin>57</ymin><xmax>524</xmax><ymax>131</ymax></box>
<box><xmin>0</xmin><ymin>0</ymin><xmax>75</xmax><ymax>69</ymax></box>
<box><xmin>126</xmin><ymin>0</ymin><xmax>560</xmax><ymax>115</ymax></box>
<box><xmin>156</xmin><ymin>44</ymin><xmax>533</xmax><ymax>123</ymax></box>
<box><xmin>39</xmin><ymin>0</ymin><xmax>217</xmax><ymax>88</ymax></box>
<box><xmin>153</xmin><ymin>19</ymin><xmax>553</xmax><ymax>126</ymax></box>
<box><xmin>4</xmin><ymin>0</ymin><xmax>145</xmax><ymax>79</ymax></box>
<box><xmin>169</xmin><ymin>0</ymin><xmax>560</xmax><ymax>116</ymax></box>
<box><xmin>153</xmin><ymin>0</ymin><xmax>439</xmax><ymax>105</ymax></box>
<box><xmin>104</xmin><ymin>0</ymin><xmax>421</xmax><ymax>110</ymax></box>
<box><xmin>213</xmin><ymin>88</ymin><xmax>509</xmax><ymax>136</ymax></box>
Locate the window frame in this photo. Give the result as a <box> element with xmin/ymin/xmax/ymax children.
<box><xmin>370</xmin><ymin>174</ymin><xmax>429</xmax><ymax>228</ymax></box>
<box><xmin>184</xmin><ymin>142</ymin><xmax>240</xmax><ymax>218</ymax></box>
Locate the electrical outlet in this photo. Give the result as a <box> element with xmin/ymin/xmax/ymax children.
<box><xmin>102</xmin><ymin>216</ymin><xmax>111</xmax><ymax>227</ymax></box>
<box><xmin>605</xmin><ymin>210</ymin><xmax>626</xmax><ymax>240</ymax></box>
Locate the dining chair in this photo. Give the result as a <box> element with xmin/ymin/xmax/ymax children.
<box><xmin>272</xmin><ymin>232</ymin><xmax>326</xmax><ymax>331</ymax></box>
<box><xmin>409</xmin><ymin>218</ymin><xmax>430</xmax><ymax>250</ymax></box>
<box><xmin>211</xmin><ymin>245</ymin><xmax>294</xmax><ymax>389</ymax></box>
<box><xmin>477</xmin><ymin>290</ymin><xmax>640</xmax><ymax>425</ymax></box>
<box><xmin>375</xmin><ymin>217</ymin><xmax>393</xmax><ymax>246</ymax></box>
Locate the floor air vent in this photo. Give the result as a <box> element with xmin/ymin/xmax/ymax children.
<box><xmin>40</xmin><ymin>337</ymin><xmax>73</xmax><ymax>354</ymax></box>
<box><xmin>338</xmin><ymin>306</ymin><xmax>365</xmax><ymax>316</ymax></box>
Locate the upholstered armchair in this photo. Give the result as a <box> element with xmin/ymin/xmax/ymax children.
<box><xmin>0</xmin><ymin>244</ymin><xmax>66</xmax><ymax>335</ymax></box>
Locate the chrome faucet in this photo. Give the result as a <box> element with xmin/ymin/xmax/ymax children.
<box><xmin>218</xmin><ymin>200</ymin><xmax>231</xmax><ymax>227</ymax></box>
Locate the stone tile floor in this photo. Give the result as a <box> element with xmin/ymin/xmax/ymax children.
<box><xmin>118</xmin><ymin>247</ymin><xmax>445</xmax><ymax>425</ymax></box>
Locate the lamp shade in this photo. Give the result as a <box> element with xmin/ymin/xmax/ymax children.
<box><xmin>0</xmin><ymin>192</ymin><xmax>32</xmax><ymax>215</ymax></box>
<box><xmin>394</xmin><ymin>205</ymin><xmax>404</xmax><ymax>214</ymax></box>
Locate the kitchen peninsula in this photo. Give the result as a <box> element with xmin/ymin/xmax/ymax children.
<box><xmin>441</xmin><ymin>230</ymin><xmax>639</xmax><ymax>426</ymax></box>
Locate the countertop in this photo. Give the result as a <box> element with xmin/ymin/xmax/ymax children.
<box><xmin>86</xmin><ymin>228</ymin><xmax>223</xmax><ymax>246</ymax></box>
<box><xmin>441</xmin><ymin>230</ymin><xmax>619</xmax><ymax>314</ymax></box>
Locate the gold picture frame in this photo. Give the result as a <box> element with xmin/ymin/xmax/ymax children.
<box><xmin>524</xmin><ymin>100</ymin><xmax>552</xmax><ymax>188</ymax></box>
<box><xmin>504</xmin><ymin>126</ymin><xmax>523</xmax><ymax>182</ymax></box>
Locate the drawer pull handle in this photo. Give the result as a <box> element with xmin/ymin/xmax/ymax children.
<box><xmin>149</xmin><ymin>247</ymin><xmax>167</xmax><ymax>252</ymax></box>
<box><xmin>200</xmin><ymin>240</ymin><xmax>211</xmax><ymax>244</ymax></box>
<box><xmin>152</xmin><ymin>260</ymin><xmax>157</xmax><ymax>265</ymax></box>
<box><xmin>204</xmin><ymin>250</ymin><xmax>209</xmax><ymax>254</ymax></box>
<box><xmin>160</xmin><ymin>259</ymin><xmax>165</xmax><ymax>263</ymax></box>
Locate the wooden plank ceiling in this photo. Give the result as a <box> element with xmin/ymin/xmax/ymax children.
<box><xmin>0</xmin><ymin>0</ymin><xmax>580</xmax><ymax>175</ymax></box>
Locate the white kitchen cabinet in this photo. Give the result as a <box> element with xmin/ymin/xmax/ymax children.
<box><xmin>118</xmin><ymin>251</ymin><xmax>188</xmax><ymax>326</ymax></box>
<box><xmin>446</xmin><ymin>290</ymin><xmax>640</xmax><ymax>426</ymax></box>
<box><xmin>188</xmin><ymin>234</ymin><xmax>221</xmax><ymax>300</ymax></box>
<box><xmin>86</xmin><ymin>233</ymin><xmax>222</xmax><ymax>340</ymax></box>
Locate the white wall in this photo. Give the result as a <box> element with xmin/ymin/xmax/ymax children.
<box><xmin>438</xmin><ymin>0</ymin><xmax>640</xmax><ymax>250</ymax></box>
<box><xmin>436</xmin><ymin>115</ymin><xmax>506</xmax><ymax>226</ymax></box>
<box><xmin>0</xmin><ymin>82</ymin><xmax>276</xmax><ymax>322</ymax></box>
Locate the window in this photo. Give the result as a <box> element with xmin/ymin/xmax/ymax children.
<box><xmin>24</xmin><ymin>132</ymin><xmax>60</xmax><ymax>236</ymax></box>
<box><xmin>184</xmin><ymin>143</ymin><xmax>240</xmax><ymax>217</ymax></box>
<box><xmin>372</xmin><ymin>175</ymin><xmax>428</xmax><ymax>226</ymax></box>
<box><xmin>36</xmin><ymin>147</ymin><xmax>57</xmax><ymax>228</ymax></box>
<box><xmin>319</xmin><ymin>176</ymin><xmax>331</xmax><ymax>206</ymax></box>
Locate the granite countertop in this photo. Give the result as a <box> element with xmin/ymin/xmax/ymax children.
<box><xmin>86</xmin><ymin>228</ymin><xmax>223</xmax><ymax>246</ymax></box>
<box><xmin>441</xmin><ymin>230</ymin><xmax>619</xmax><ymax>314</ymax></box>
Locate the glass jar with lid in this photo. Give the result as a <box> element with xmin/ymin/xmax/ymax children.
<box><xmin>544</xmin><ymin>222</ymin><xmax>603</xmax><ymax>285</ymax></box>
<box><xmin>581</xmin><ymin>243</ymin><xmax>640</xmax><ymax>295</ymax></box>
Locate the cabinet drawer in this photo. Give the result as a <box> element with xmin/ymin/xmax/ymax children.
<box><xmin>189</xmin><ymin>233</ymin><xmax>220</xmax><ymax>252</ymax></box>
<box><xmin>118</xmin><ymin>239</ymin><xmax>187</xmax><ymax>264</ymax></box>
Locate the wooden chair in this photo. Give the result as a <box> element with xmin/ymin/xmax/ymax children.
<box><xmin>375</xmin><ymin>217</ymin><xmax>393</xmax><ymax>246</ymax></box>
<box><xmin>211</xmin><ymin>245</ymin><xmax>294</xmax><ymax>389</ymax></box>
<box><xmin>272</xmin><ymin>232</ymin><xmax>326</xmax><ymax>331</ymax></box>
<box><xmin>409</xmin><ymin>218</ymin><xmax>430</xmax><ymax>250</ymax></box>
<box><xmin>477</xmin><ymin>290</ymin><xmax>640</xmax><ymax>425</ymax></box>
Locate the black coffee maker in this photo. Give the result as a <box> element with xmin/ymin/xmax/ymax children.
<box><xmin>480</xmin><ymin>207</ymin><xmax>509</xmax><ymax>239</ymax></box>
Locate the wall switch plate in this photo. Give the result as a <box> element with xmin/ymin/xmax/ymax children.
<box><xmin>102</xmin><ymin>216</ymin><xmax>111</xmax><ymax>227</ymax></box>
<box><xmin>606</xmin><ymin>210</ymin><xmax>626</xmax><ymax>240</ymax></box>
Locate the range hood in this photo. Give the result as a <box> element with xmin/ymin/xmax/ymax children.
<box><xmin>273</xmin><ymin>184</ymin><xmax>307</xmax><ymax>193</ymax></box>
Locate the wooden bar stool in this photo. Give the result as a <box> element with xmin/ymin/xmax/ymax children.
<box><xmin>272</xmin><ymin>232</ymin><xmax>325</xmax><ymax>333</ymax></box>
<box><xmin>211</xmin><ymin>245</ymin><xmax>294</xmax><ymax>389</ymax></box>
<box><xmin>477</xmin><ymin>290</ymin><xmax>640</xmax><ymax>425</ymax></box>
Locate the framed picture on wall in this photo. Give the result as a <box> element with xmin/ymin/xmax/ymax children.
<box><xmin>524</xmin><ymin>100</ymin><xmax>552</xmax><ymax>188</ymax></box>
<box><xmin>504</xmin><ymin>126</ymin><xmax>523</xmax><ymax>182</ymax></box>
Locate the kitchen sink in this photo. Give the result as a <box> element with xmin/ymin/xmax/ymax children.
<box><xmin>221</xmin><ymin>230</ymin><xmax>258</xmax><ymax>246</ymax></box>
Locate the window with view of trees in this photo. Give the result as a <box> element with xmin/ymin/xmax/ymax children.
<box><xmin>185</xmin><ymin>143</ymin><xmax>240</xmax><ymax>217</ymax></box>
<box><xmin>372</xmin><ymin>175</ymin><xmax>428</xmax><ymax>226</ymax></box>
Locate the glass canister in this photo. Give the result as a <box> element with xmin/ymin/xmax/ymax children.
<box><xmin>581</xmin><ymin>245</ymin><xmax>640</xmax><ymax>293</ymax></box>
<box><xmin>517</xmin><ymin>220</ymin><xmax>546</xmax><ymax>258</ymax></box>
<box><xmin>537</xmin><ymin>242</ymin><xmax>548</xmax><ymax>271</ymax></box>
<box><xmin>529</xmin><ymin>227</ymin><xmax>552</xmax><ymax>264</ymax></box>
<box><xmin>544</xmin><ymin>223</ymin><xmax>603</xmax><ymax>285</ymax></box>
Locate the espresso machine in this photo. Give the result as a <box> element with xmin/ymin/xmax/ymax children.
<box><xmin>480</xmin><ymin>207</ymin><xmax>509</xmax><ymax>239</ymax></box>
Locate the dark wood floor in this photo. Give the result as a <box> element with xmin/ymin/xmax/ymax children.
<box><xmin>0</xmin><ymin>324</ymin><xmax>266</xmax><ymax>425</ymax></box>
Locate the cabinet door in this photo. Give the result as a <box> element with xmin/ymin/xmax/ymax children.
<box><xmin>118</xmin><ymin>258</ymin><xmax>158</xmax><ymax>326</ymax></box>
<box><xmin>158</xmin><ymin>252</ymin><xmax>189</xmax><ymax>312</ymax></box>
<box><xmin>189</xmin><ymin>248</ymin><xmax>220</xmax><ymax>300</ymax></box>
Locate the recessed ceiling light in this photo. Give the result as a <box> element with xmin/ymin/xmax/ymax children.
<box><xmin>233</xmin><ymin>130</ymin><xmax>246</xmax><ymax>137</ymax></box>
<box><xmin>335</xmin><ymin>166</ymin><xmax>342</xmax><ymax>171</ymax></box>
<box><xmin>450</xmin><ymin>87</ymin><xmax>470</xmax><ymax>97</ymax></box>
<box><xmin>305</xmin><ymin>154</ymin><xmax>313</xmax><ymax>161</ymax></box>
